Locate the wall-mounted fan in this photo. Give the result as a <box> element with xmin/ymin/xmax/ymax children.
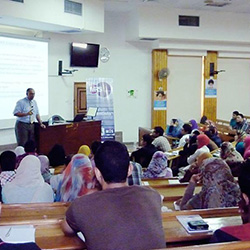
<box><xmin>158</xmin><ymin>68</ymin><xmax>170</xmax><ymax>81</ymax></box>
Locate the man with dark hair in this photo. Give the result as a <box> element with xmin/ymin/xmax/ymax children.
<box><xmin>229</xmin><ymin>111</ymin><xmax>239</xmax><ymax>130</ymax></box>
<box><xmin>234</xmin><ymin>113</ymin><xmax>249</xmax><ymax>133</ymax></box>
<box><xmin>152</xmin><ymin>126</ymin><xmax>171</xmax><ymax>152</ymax></box>
<box><xmin>62</xmin><ymin>141</ymin><xmax>166</xmax><ymax>250</ymax></box>
<box><xmin>131</xmin><ymin>134</ymin><xmax>157</xmax><ymax>168</ymax></box>
<box><xmin>178</xmin><ymin>124</ymin><xmax>192</xmax><ymax>147</ymax></box>
<box><xmin>13</xmin><ymin>88</ymin><xmax>45</xmax><ymax>146</ymax></box>
<box><xmin>211</xmin><ymin>159</ymin><xmax>250</xmax><ymax>243</ymax></box>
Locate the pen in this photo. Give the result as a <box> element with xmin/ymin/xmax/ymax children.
<box><xmin>5</xmin><ymin>227</ymin><xmax>11</xmax><ymax>237</ymax></box>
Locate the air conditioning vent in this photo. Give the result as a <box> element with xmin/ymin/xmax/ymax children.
<box><xmin>205</xmin><ymin>2</ymin><xmax>231</xmax><ymax>7</ymax></box>
<box><xmin>10</xmin><ymin>0</ymin><xmax>24</xmax><ymax>2</ymax></box>
<box><xmin>64</xmin><ymin>0</ymin><xmax>82</xmax><ymax>16</ymax></box>
<box><xmin>179</xmin><ymin>15</ymin><xmax>199</xmax><ymax>27</ymax></box>
<box><xmin>140</xmin><ymin>38</ymin><xmax>158</xmax><ymax>41</ymax></box>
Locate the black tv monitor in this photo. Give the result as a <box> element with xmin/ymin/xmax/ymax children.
<box><xmin>70</xmin><ymin>42</ymin><xmax>100</xmax><ymax>67</ymax></box>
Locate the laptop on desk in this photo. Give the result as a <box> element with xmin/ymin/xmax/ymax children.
<box><xmin>66</xmin><ymin>114</ymin><xmax>85</xmax><ymax>123</ymax></box>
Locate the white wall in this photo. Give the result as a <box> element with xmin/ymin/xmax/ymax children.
<box><xmin>0</xmin><ymin>0</ymin><xmax>104</xmax><ymax>32</ymax></box>
<box><xmin>0</xmin><ymin>12</ymin><xmax>152</xmax><ymax>145</ymax></box>
<box><xmin>217</xmin><ymin>58</ymin><xmax>250</xmax><ymax>120</ymax></box>
<box><xmin>137</xmin><ymin>6</ymin><xmax>250</xmax><ymax>43</ymax></box>
<box><xmin>167</xmin><ymin>56</ymin><xmax>202</xmax><ymax>125</ymax></box>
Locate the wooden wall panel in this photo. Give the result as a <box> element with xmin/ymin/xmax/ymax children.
<box><xmin>152</xmin><ymin>49</ymin><xmax>168</xmax><ymax>129</ymax></box>
<box><xmin>204</xmin><ymin>51</ymin><xmax>218</xmax><ymax>122</ymax></box>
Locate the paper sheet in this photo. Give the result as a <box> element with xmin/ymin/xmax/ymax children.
<box><xmin>0</xmin><ymin>225</ymin><xmax>35</xmax><ymax>243</ymax></box>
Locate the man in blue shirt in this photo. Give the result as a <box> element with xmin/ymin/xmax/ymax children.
<box><xmin>13</xmin><ymin>88</ymin><xmax>45</xmax><ymax>146</ymax></box>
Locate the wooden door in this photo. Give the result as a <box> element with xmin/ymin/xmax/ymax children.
<box><xmin>74</xmin><ymin>82</ymin><xmax>87</xmax><ymax>117</ymax></box>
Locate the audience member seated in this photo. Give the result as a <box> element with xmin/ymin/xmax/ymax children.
<box><xmin>172</xmin><ymin>134</ymin><xmax>198</xmax><ymax>176</ymax></box>
<box><xmin>128</xmin><ymin>162</ymin><xmax>142</xmax><ymax>186</ymax></box>
<box><xmin>229</xmin><ymin>110</ymin><xmax>239</xmax><ymax>130</ymax></box>
<box><xmin>61</xmin><ymin>141</ymin><xmax>166</xmax><ymax>250</ymax></box>
<box><xmin>2</xmin><ymin>155</ymin><xmax>54</xmax><ymax>204</ymax></box>
<box><xmin>77</xmin><ymin>145</ymin><xmax>91</xmax><ymax>156</ymax></box>
<box><xmin>200</xmin><ymin>115</ymin><xmax>207</xmax><ymax>125</ymax></box>
<box><xmin>179</xmin><ymin>152</ymin><xmax>212</xmax><ymax>183</ymax></box>
<box><xmin>166</xmin><ymin>118</ymin><xmax>183</xmax><ymax>138</ymax></box>
<box><xmin>38</xmin><ymin>155</ymin><xmax>52</xmax><ymax>183</ymax></box>
<box><xmin>55</xmin><ymin>154</ymin><xmax>97</xmax><ymax>202</ymax></box>
<box><xmin>187</xmin><ymin>134</ymin><xmax>210</xmax><ymax>165</ymax></box>
<box><xmin>205</xmin><ymin>125</ymin><xmax>222</xmax><ymax>147</ymax></box>
<box><xmin>142</xmin><ymin>151</ymin><xmax>172</xmax><ymax>178</ymax></box>
<box><xmin>243</xmin><ymin>136</ymin><xmax>250</xmax><ymax>160</ymax></box>
<box><xmin>211</xmin><ymin>159</ymin><xmax>250</xmax><ymax>243</ymax></box>
<box><xmin>220</xmin><ymin>142</ymin><xmax>244</xmax><ymax>177</ymax></box>
<box><xmin>0</xmin><ymin>151</ymin><xmax>16</xmax><ymax>186</ymax></box>
<box><xmin>234</xmin><ymin>113</ymin><xmax>249</xmax><ymax>133</ymax></box>
<box><xmin>131</xmin><ymin>134</ymin><xmax>157</xmax><ymax>168</ymax></box>
<box><xmin>180</xmin><ymin>153</ymin><xmax>241</xmax><ymax>210</ymax></box>
<box><xmin>89</xmin><ymin>141</ymin><xmax>102</xmax><ymax>167</ymax></box>
<box><xmin>152</xmin><ymin>126</ymin><xmax>171</xmax><ymax>152</ymax></box>
<box><xmin>178</xmin><ymin>124</ymin><xmax>192</xmax><ymax>147</ymax></box>
<box><xmin>16</xmin><ymin>140</ymin><xmax>38</xmax><ymax>168</ymax></box>
<box><xmin>235</xmin><ymin>131</ymin><xmax>247</xmax><ymax>156</ymax></box>
<box><xmin>14</xmin><ymin>146</ymin><xmax>25</xmax><ymax>157</ymax></box>
<box><xmin>48</xmin><ymin>144</ymin><xmax>67</xmax><ymax>174</ymax></box>
<box><xmin>189</xmin><ymin>119</ymin><xmax>199</xmax><ymax>130</ymax></box>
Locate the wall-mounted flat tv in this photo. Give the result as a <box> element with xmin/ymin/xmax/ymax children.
<box><xmin>70</xmin><ymin>42</ymin><xmax>100</xmax><ymax>67</ymax></box>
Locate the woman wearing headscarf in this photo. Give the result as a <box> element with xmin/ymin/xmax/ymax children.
<box><xmin>77</xmin><ymin>145</ymin><xmax>91</xmax><ymax>157</ymax></box>
<box><xmin>166</xmin><ymin>118</ymin><xmax>184</xmax><ymax>138</ymax></box>
<box><xmin>187</xmin><ymin>134</ymin><xmax>210</xmax><ymax>165</ymax></box>
<box><xmin>14</xmin><ymin>146</ymin><xmax>25</xmax><ymax>157</ymax></box>
<box><xmin>2</xmin><ymin>155</ymin><xmax>54</xmax><ymax>204</ymax></box>
<box><xmin>180</xmin><ymin>153</ymin><xmax>241</xmax><ymax>210</ymax></box>
<box><xmin>55</xmin><ymin>154</ymin><xmax>96</xmax><ymax>202</ymax></box>
<box><xmin>220</xmin><ymin>142</ymin><xmax>244</xmax><ymax>176</ymax></box>
<box><xmin>189</xmin><ymin>119</ymin><xmax>198</xmax><ymax>131</ymax></box>
<box><xmin>38</xmin><ymin>155</ymin><xmax>52</xmax><ymax>183</ymax></box>
<box><xmin>142</xmin><ymin>151</ymin><xmax>172</xmax><ymax>178</ymax></box>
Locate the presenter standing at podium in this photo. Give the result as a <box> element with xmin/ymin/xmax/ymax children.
<box><xmin>13</xmin><ymin>88</ymin><xmax>45</xmax><ymax>146</ymax></box>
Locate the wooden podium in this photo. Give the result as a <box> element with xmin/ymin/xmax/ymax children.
<box><xmin>35</xmin><ymin>121</ymin><xmax>101</xmax><ymax>155</ymax></box>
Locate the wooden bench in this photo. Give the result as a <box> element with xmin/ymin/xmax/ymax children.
<box><xmin>142</xmin><ymin>179</ymin><xmax>202</xmax><ymax>210</ymax></box>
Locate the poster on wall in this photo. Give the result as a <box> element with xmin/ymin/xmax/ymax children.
<box><xmin>205</xmin><ymin>78</ymin><xmax>217</xmax><ymax>98</ymax></box>
<box><xmin>153</xmin><ymin>90</ymin><xmax>167</xmax><ymax>110</ymax></box>
<box><xmin>86</xmin><ymin>78</ymin><xmax>115</xmax><ymax>141</ymax></box>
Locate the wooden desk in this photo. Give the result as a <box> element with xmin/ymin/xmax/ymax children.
<box><xmin>0</xmin><ymin>203</ymin><xmax>86</xmax><ymax>250</ymax></box>
<box><xmin>159</xmin><ymin>240</ymin><xmax>250</xmax><ymax>250</ymax></box>
<box><xmin>162</xmin><ymin>208</ymin><xmax>241</xmax><ymax>247</ymax></box>
<box><xmin>35</xmin><ymin>121</ymin><xmax>101</xmax><ymax>155</ymax></box>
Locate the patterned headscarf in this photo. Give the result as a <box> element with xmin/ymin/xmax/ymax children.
<box><xmin>200</xmin><ymin>158</ymin><xmax>241</xmax><ymax>208</ymax></box>
<box><xmin>221</xmin><ymin>142</ymin><xmax>243</xmax><ymax>163</ymax></box>
<box><xmin>56</xmin><ymin>154</ymin><xmax>95</xmax><ymax>202</ymax></box>
<box><xmin>142</xmin><ymin>151</ymin><xmax>172</xmax><ymax>178</ymax></box>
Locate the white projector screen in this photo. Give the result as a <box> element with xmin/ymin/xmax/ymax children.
<box><xmin>0</xmin><ymin>35</ymin><xmax>48</xmax><ymax>128</ymax></box>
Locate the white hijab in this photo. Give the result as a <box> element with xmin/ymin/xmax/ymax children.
<box><xmin>10</xmin><ymin>155</ymin><xmax>44</xmax><ymax>187</ymax></box>
<box><xmin>38</xmin><ymin>155</ymin><xmax>50</xmax><ymax>174</ymax></box>
<box><xmin>14</xmin><ymin>146</ymin><xmax>25</xmax><ymax>156</ymax></box>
